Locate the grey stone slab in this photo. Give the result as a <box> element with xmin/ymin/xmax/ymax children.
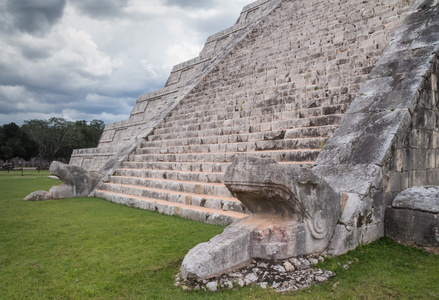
<box><xmin>181</xmin><ymin>221</ymin><xmax>254</xmax><ymax>280</ymax></box>
<box><xmin>24</xmin><ymin>190</ymin><xmax>52</xmax><ymax>201</ymax></box>
<box><xmin>392</xmin><ymin>186</ymin><xmax>439</xmax><ymax>213</ymax></box>
<box><xmin>386</xmin><ymin>208</ymin><xmax>439</xmax><ymax>246</ymax></box>
<box><xmin>314</xmin><ymin>164</ymin><xmax>383</xmax><ymax>196</ymax></box>
<box><xmin>349</xmin><ymin>110</ymin><xmax>411</xmax><ymax>165</ymax></box>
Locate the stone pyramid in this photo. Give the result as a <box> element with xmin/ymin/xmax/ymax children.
<box><xmin>66</xmin><ymin>0</ymin><xmax>439</xmax><ymax>266</ymax></box>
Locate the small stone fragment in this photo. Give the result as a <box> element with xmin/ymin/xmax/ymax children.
<box><xmin>315</xmin><ymin>275</ymin><xmax>327</xmax><ymax>283</ymax></box>
<box><xmin>206</xmin><ymin>281</ymin><xmax>218</xmax><ymax>291</ymax></box>
<box><xmin>182</xmin><ymin>285</ymin><xmax>190</xmax><ymax>291</ymax></box>
<box><xmin>277</xmin><ymin>280</ymin><xmax>298</xmax><ymax>292</ymax></box>
<box><xmin>272</xmin><ymin>265</ymin><xmax>286</xmax><ymax>273</ymax></box>
<box><xmin>24</xmin><ymin>190</ymin><xmax>52</xmax><ymax>201</ymax></box>
<box><xmin>299</xmin><ymin>258</ymin><xmax>310</xmax><ymax>269</ymax></box>
<box><xmin>178</xmin><ymin>256</ymin><xmax>334</xmax><ymax>292</ymax></box>
<box><xmin>290</xmin><ymin>258</ymin><xmax>302</xmax><ymax>269</ymax></box>
<box><xmin>237</xmin><ymin>278</ymin><xmax>245</xmax><ymax>287</ymax></box>
<box><xmin>257</xmin><ymin>262</ymin><xmax>269</xmax><ymax>268</ymax></box>
<box><xmin>244</xmin><ymin>273</ymin><xmax>258</xmax><ymax>285</ymax></box>
<box><xmin>284</xmin><ymin>261</ymin><xmax>295</xmax><ymax>272</ymax></box>
<box><xmin>222</xmin><ymin>280</ymin><xmax>233</xmax><ymax>289</ymax></box>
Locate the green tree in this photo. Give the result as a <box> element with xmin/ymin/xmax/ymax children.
<box><xmin>73</xmin><ymin>119</ymin><xmax>104</xmax><ymax>149</ymax></box>
<box><xmin>22</xmin><ymin>118</ymin><xmax>77</xmax><ymax>162</ymax></box>
<box><xmin>0</xmin><ymin>123</ymin><xmax>38</xmax><ymax>161</ymax></box>
<box><xmin>21</xmin><ymin>118</ymin><xmax>105</xmax><ymax>163</ymax></box>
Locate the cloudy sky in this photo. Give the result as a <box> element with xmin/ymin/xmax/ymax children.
<box><xmin>0</xmin><ymin>0</ymin><xmax>253</xmax><ymax>126</ymax></box>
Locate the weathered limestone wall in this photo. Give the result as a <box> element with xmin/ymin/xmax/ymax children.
<box><xmin>71</xmin><ymin>0</ymin><xmax>412</xmax><ymax>173</ymax></box>
<box><xmin>385</xmin><ymin>56</ymin><xmax>439</xmax><ymax>202</ymax></box>
<box><xmin>315</xmin><ymin>0</ymin><xmax>439</xmax><ymax>255</ymax></box>
<box><xmin>168</xmin><ymin>0</ymin><xmax>411</xmax><ymax>133</ymax></box>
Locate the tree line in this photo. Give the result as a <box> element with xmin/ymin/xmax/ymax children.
<box><xmin>0</xmin><ymin>118</ymin><xmax>105</xmax><ymax>164</ymax></box>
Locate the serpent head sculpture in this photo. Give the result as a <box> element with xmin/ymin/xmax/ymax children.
<box><xmin>224</xmin><ymin>157</ymin><xmax>341</xmax><ymax>258</ymax></box>
<box><xmin>181</xmin><ymin>157</ymin><xmax>341</xmax><ymax>280</ymax></box>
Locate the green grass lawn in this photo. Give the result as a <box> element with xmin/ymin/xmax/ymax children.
<box><xmin>0</xmin><ymin>170</ymin><xmax>438</xmax><ymax>299</ymax></box>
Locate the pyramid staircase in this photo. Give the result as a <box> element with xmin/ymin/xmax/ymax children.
<box><xmin>90</xmin><ymin>0</ymin><xmax>413</xmax><ymax>225</ymax></box>
<box><xmin>94</xmin><ymin>90</ymin><xmax>344</xmax><ymax>225</ymax></box>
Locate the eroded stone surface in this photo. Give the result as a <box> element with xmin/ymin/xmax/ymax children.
<box><xmin>392</xmin><ymin>186</ymin><xmax>439</xmax><ymax>213</ymax></box>
<box><xmin>225</xmin><ymin>157</ymin><xmax>341</xmax><ymax>259</ymax></box>
<box><xmin>49</xmin><ymin>161</ymin><xmax>102</xmax><ymax>198</ymax></box>
<box><xmin>386</xmin><ymin>186</ymin><xmax>439</xmax><ymax>247</ymax></box>
<box><xmin>24</xmin><ymin>190</ymin><xmax>52</xmax><ymax>201</ymax></box>
<box><xmin>315</xmin><ymin>0</ymin><xmax>439</xmax><ymax>255</ymax></box>
<box><xmin>181</xmin><ymin>157</ymin><xmax>341</xmax><ymax>281</ymax></box>
<box><xmin>181</xmin><ymin>221</ymin><xmax>254</xmax><ymax>280</ymax></box>
<box><xmin>177</xmin><ymin>255</ymin><xmax>334</xmax><ymax>293</ymax></box>
<box><xmin>24</xmin><ymin>161</ymin><xmax>102</xmax><ymax>200</ymax></box>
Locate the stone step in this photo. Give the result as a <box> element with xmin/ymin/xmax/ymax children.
<box><xmin>162</xmin><ymin>101</ymin><xmax>346</xmax><ymax>126</ymax></box>
<box><xmin>177</xmin><ymin>85</ymin><xmax>337</xmax><ymax>108</ymax></box>
<box><xmin>175</xmin><ymin>91</ymin><xmax>296</xmax><ymax>113</ymax></box>
<box><xmin>129</xmin><ymin>149</ymin><xmax>320</xmax><ymax>163</ymax></box>
<box><xmin>153</xmin><ymin>107</ymin><xmax>343</xmax><ymax>135</ymax></box>
<box><xmin>148</xmin><ymin>115</ymin><xmax>342</xmax><ymax>141</ymax></box>
<box><xmin>285</xmin><ymin>125</ymin><xmax>337</xmax><ymax>139</ymax></box>
<box><xmin>121</xmin><ymin>161</ymin><xmax>231</xmax><ymax>173</ymax></box>
<box><xmin>142</xmin><ymin>125</ymin><xmax>336</xmax><ymax>148</ymax></box>
<box><xmin>115</xmin><ymin>168</ymin><xmax>224</xmax><ymax>183</ymax></box>
<box><xmin>137</xmin><ymin>137</ymin><xmax>327</xmax><ymax>155</ymax></box>
<box><xmin>94</xmin><ymin>190</ymin><xmax>248</xmax><ymax>226</ymax></box>
<box><xmin>161</xmin><ymin>106</ymin><xmax>346</xmax><ymax>129</ymax></box>
<box><xmin>108</xmin><ymin>176</ymin><xmax>233</xmax><ymax>197</ymax></box>
<box><xmin>120</xmin><ymin>161</ymin><xmax>313</xmax><ymax>173</ymax></box>
<box><xmin>98</xmin><ymin>183</ymin><xmax>246</xmax><ymax>213</ymax></box>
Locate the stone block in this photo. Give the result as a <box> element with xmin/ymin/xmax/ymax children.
<box><xmin>338</xmin><ymin>193</ymin><xmax>364</xmax><ymax>227</ymax></box>
<box><xmin>327</xmin><ymin>224</ymin><xmax>361</xmax><ymax>256</ymax></box>
<box><xmin>386</xmin><ymin>206</ymin><xmax>439</xmax><ymax>247</ymax></box>
<box><xmin>349</xmin><ymin>110</ymin><xmax>411</xmax><ymax>165</ymax></box>
<box><xmin>394</xmin><ymin>148</ymin><xmax>404</xmax><ymax>172</ymax></box>
<box><xmin>409</xmin><ymin>170</ymin><xmax>427</xmax><ymax>186</ymax></box>
<box><xmin>358</xmin><ymin>77</ymin><xmax>393</xmax><ymax>96</ymax></box>
<box><xmin>413</xmin><ymin>148</ymin><xmax>427</xmax><ymax>169</ymax></box>
<box><xmin>390</xmin><ymin>172</ymin><xmax>402</xmax><ymax>193</ymax></box>
<box><xmin>427</xmin><ymin>169</ymin><xmax>439</xmax><ymax>185</ymax></box>
<box><xmin>181</xmin><ymin>222</ymin><xmax>253</xmax><ymax>280</ymax></box>
<box><xmin>362</xmin><ymin>221</ymin><xmax>385</xmax><ymax>245</ymax></box>
<box><xmin>427</xmin><ymin>148</ymin><xmax>436</xmax><ymax>169</ymax></box>
<box><xmin>24</xmin><ymin>190</ymin><xmax>52</xmax><ymax>201</ymax></box>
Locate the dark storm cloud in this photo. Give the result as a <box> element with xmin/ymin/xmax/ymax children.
<box><xmin>19</xmin><ymin>44</ymin><xmax>53</xmax><ymax>61</ymax></box>
<box><xmin>0</xmin><ymin>0</ymin><xmax>253</xmax><ymax>126</ymax></box>
<box><xmin>70</xmin><ymin>0</ymin><xmax>128</xmax><ymax>19</ymax></box>
<box><xmin>164</xmin><ymin>0</ymin><xmax>216</xmax><ymax>9</ymax></box>
<box><xmin>5</xmin><ymin>0</ymin><xmax>67</xmax><ymax>35</ymax></box>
